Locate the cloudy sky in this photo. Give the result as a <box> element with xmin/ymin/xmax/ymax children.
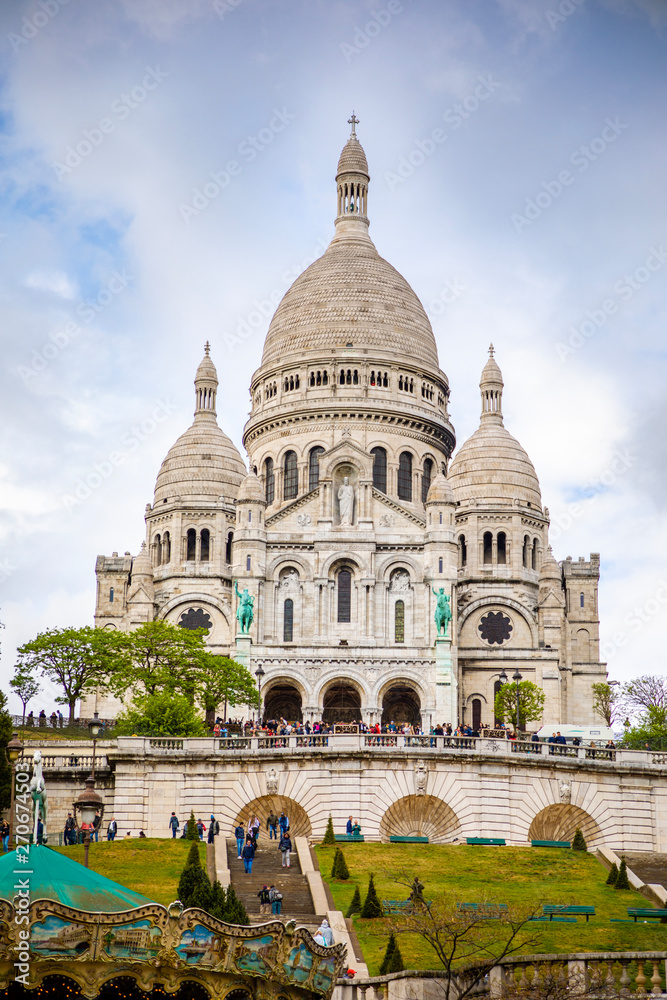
<box><xmin>0</xmin><ymin>0</ymin><xmax>665</xmax><ymax>713</ymax></box>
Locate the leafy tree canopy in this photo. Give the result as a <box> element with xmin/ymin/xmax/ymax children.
<box><xmin>114</xmin><ymin>692</ymin><xmax>208</xmax><ymax>737</ymax></box>
<box><xmin>592</xmin><ymin>682</ymin><xmax>621</xmax><ymax>726</ymax></box>
<box><xmin>494</xmin><ymin>680</ymin><xmax>545</xmax><ymax>732</ymax></box>
<box><xmin>10</xmin><ymin>664</ymin><xmax>41</xmax><ymax>725</ymax></box>
<box><xmin>621</xmin><ymin>705</ymin><xmax>667</xmax><ymax>751</ymax></box>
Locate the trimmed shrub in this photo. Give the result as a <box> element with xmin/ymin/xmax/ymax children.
<box><xmin>360</xmin><ymin>874</ymin><xmax>384</xmax><ymax>919</ymax></box>
<box><xmin>322</xmin><ymin>815</ymin><xmax>336</xmax><ymax>846</ymax></box>
<box><xmin>186</xmin><ymin>809</ymin><xmax>199</xmax><ymax>842</ymax></box>
<box><xmin>571</xmin><ymin>827</ymin><xmax>587</xmax><ymax>851</ymax></box>
<box><xmin>615</xmin><ymin>857</ymin><xmax>632</xmax><ymax>891</ymax></box>
<box><xmin>332</xmin><ymin>847</ymin><xmax>350</xmax><ymax>880</ymax></box>
<box><xmin>606</xmin><ymin>862</ymin><xmax>619</xmax><ymax>887</ymax></box>
<box><xmin>178</xmin><ymin>842</ymin><xmax>208</xmax><ymax>907</ymax></box>
<box><xmin>379</xmin><ymin>932</ymin><xmax>404</xmax><ymax>974</ymax></box>
<box><xmin>346</xmin><ymin>885</ymin><xmax>362</xmax><ymax>917</ymax></box>
<box><xmin>224</xmin><ymin>885</ymin><xmax>249</xmax><ymax>924</ymax></box>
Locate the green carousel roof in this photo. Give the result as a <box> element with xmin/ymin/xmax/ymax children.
<box><xmin>0</xmin><ymin>845</ymin><xmax>155</xmax><ymax>912</ymax></box>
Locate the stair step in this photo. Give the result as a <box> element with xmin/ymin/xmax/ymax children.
<box><xmin>226</xmin><ymin>838</ymin><xmax>317</xmax><ymax>920</ymax></box>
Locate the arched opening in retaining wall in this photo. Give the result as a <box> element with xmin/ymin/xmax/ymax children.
<box><xmin>379</xmin><ymin>794</ymin><xmax>461</xmax><ymax>844</ymax></box>
<box><xmin>322</xmin><ymin>680</ymin><xmax>362</xmax><ymax>724</ymax></box>
<box><xmin>528</xmin><ymin>804</ymin><xmax>602</xmax><ymax>847</ymax></box>
<box><xmin>264</xmin><ymin>683</ymin><xmax>303</xmax><ymax>722</ymax></box>
<box><xmin>233</xmin><ymin>795</ymin><xmax>312</xmax><ymax>838</ymax></box>
<box><xmin>381</xmin><ymin>684</ymin><xmax>421</xmax><ymax>727</ymax></box>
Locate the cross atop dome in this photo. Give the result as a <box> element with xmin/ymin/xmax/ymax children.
<box><xmin>479</xmin><ymin>346</ymin><xmax>504</xmax><ymax>421</ymax></box>
<box><xmin>488</xmin><ymin>343</ymin><xmax>495</xmax><ymax>357</ymax></box>
<box><xmin>204</xmin><ymin>340</ymin><xmax>211</xmax><ymax>356</ymax></box>
<box><xmin>348</xmin><ymin>112</ymin><xmax>359</xmax><ymax>136</ymax></box>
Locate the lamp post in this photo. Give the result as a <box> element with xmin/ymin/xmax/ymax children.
<box><xmin>6</xmin><ymin>733</ymin><xmax>23</xmax><ymax>851</ymax></box>
<box><xmin>255</xmin><ymin>666</ymin><xmax>265</xmax><ymax>726</ymax></box>
<box><xmin>512</xmin><ymin>669</ymin><xmax>523</xmax><ymax>736</ymax></box>
<box><xmin>74</xmin><ymin>775</ymin><xmax>104</xmax><ymax>869</ymax></box>
<box><xmin>88</xmin><ymin>711</ymin><xmax>102</xmax><ymax>779</ymax></box>
<box><xmin>497</xmin><ymin>670</ymin><xmax>508</xmax><ymax>729</ymax></box>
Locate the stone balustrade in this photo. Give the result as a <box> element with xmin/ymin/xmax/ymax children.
<box><xmin>17</xmin><ymin>753</ymin><xmax>107</xmax><ymax>772</ymax></box>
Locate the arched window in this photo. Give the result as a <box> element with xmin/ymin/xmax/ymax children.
<box><xmin>395</xmin><ymin>600</ymin><xmax>405</xmax><ymax>643</ymax></box>
<box><xmin>248</xmin><ymin>510</ymin><xmax>252</xmax><ymax>523</ymax></box>
<box><xmin>493</xmin><ymin>680</ymin><xmax>502</xmax><ymax>727</ymax></box>
<box><xmin>309</xmin><ymin>447</ymin><xmax>325</xmax><ymax>490</ymax></box>
<box><xmin>225</xmin><ymin>531</ymin><xmax>233</xmax><ymax>564</ymax></box>
<box><xmin>422</xmin><ymin>458</ymin><xmax>433</xmax><ymax>504</ymax></box>
<box><xmin>532</xmin><ymin>538</ymin><xmax>538</xmax><ymax>570</ymax></box>
<box><xmin>246</xmin><ymin>554</ymin><xmax>251</xmax><ymax>571</ymax></box>
<box><xmin>438</xmin><ymin>557</ymin><xmax>443</xmax><ymax>574</ymax></box>
<box><xmin>155</xmin><ymin>534</ymin><xmax>162</xmax><ymax>565</ymax></box>
<box><xmin>497</xmin><ymin>532</ymin><xmax>506</xmax><ymax>565</ymax></box>
<box><xmin>109</xmin><ymin>587</ymin><xmax>114</xmax><ymax>603</ymax></box>
<box><xmin>580</xmin><ymin>592</ymin><xmax>585</xmax><ymax>608</ymax></box>
<box><xmin>284</xmin><ymin>599</ymin><xmax>294</xmax><ymax>642</ymax></box>
<box><xmin>371</xmin><ymin>447</ymin><xmax>387</xmax><ymax>493</ymax></box>
<box><xmin>200</xmin><ymin>528</ymin><xmax>210</xmax><ymax>562</ymax></box>
<box><xmin>337</xmin><ymin>569</ymin><xmax>351</xmax><ymax>623</ymax></box>
<box><xmin>472</xmin><ymin>698</ymin><xmax>482</xmax><ymax>731</ymax></box>
<box><xmin>264</xmin><ymin>457</ymin><xmax>274</xmax><ymax>505</ymax></box>
<box><xmin>522</xmin><ymin>535</ymin><xmax>530</xmax><ymax>569</ymax></box>
<box><xmin>398</xmin><ymin>452</ymin><xmax>413</xmax><ymax>502</ymax></box>
<box><xmin>283</xmin><ymin>451</ymin><xmax>298</xmax><ymax>500</ymax></box>
<box><xmin>483</xmin><ymin>531</ymin><xmax>493</xmax><ymax>565</ymax></box>
<box><xmin>459</xmin><ymin>534</ymin><xmax>467</xmax><ymax>567</ymax></box>
<box><xmin>186</xmin><ymin>528</ymin><xmax>196</xmax><ymax>561</ymax></box>
<box><xmin>163</xmin><ymin>531</ymin><xmax>171</xmax><ymax>564</ymax></box>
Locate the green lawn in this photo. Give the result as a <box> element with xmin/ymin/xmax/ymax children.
<box><xmin>53</xmin><ymin>838</ymin><xmax>204</xmax><ymax>906</ymax></box>
<box><xmin>315</xmin><ymin>844</ymin><xmax>667</xmax><ymax>975</ymax></box>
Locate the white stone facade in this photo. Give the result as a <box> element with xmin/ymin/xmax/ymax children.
<box><xmin>86</xmin><ymin>125</ymin><xmax>606</xmax><ymax>729</ymax></box>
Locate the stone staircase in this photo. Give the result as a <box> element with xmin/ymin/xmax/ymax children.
<box><xmin>226</xmin><ymin>838</ymin><xmax>323</xmax><ymax>927</ymax></box>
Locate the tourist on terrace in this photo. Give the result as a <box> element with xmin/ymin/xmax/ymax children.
<box><xmin>168</xmin><ymin>813</ymin><xmax>179</xmax><ymax>838</ymax></box>
<box><xmin>346</xmin><ymin>816</ymin><xmax>354</xmax><ymax>834</ymax></box>
<box><xmin>107</xmin><ymin>817</ymin><xmax>117</xmax><ymax>841</ymax></box>
<box><xmin>235</xmin><ymin>822</ymin><xmax>245</xmax><ymax>859</ymax></box>
<box><xmin>196</xmin><ymin>818</ymin><xmax>206</xmax><ymax>840</ymax></box>
<box><xmin>279</xmin><ymin>812</ymin><xmax>289</xmax><ymax>836</ymax></box>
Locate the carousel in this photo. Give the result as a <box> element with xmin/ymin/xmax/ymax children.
<box><xmin>0</xmin><ymin>748</ymin><xmax>345</xmax><ymax>999</ymax></box>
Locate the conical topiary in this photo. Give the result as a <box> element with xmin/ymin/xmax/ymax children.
<box><xmin>571</xmin><ymin>827</ymin><xmax>587</xmax><ymax>851</ymax></box>
<box><xmin>178</xmin><ymin>841</ymin><xmax>209</xmax><ymax>908</ymax></box>
<box><xmin>606</xmin><ymin>862</ymin><xmax>619</xmax><ymax>887</ymax></box>
<box><xmin>360</xmin><ymin>874</ymin><xmax>384</xmax><ymax>918</ymax></box>
<box><xmin>225</xmin><ymin>885</ymin><xmax>249</xmax><ymax>924</ymax></box>
<box><xmin>379</xmin><ymin>932</ymin><xmax>404</xmax><ymax>974</ymax></box>
<box><xmin>210</xmin><ymin>880</ymin><xmax>227</xmax><ymax>921</ymax></box>
<box><xmin>322</xmin><ymin>815</ymin><xmax>336</xmax><ymax>846</ymax></box>
<box><xmin>615</xmin><ymin>857</ymin><xmax>632</xmax><ymax>891</ymax></box>
<box><xmin>346</xmin><ymin>885</ymin><xmax>362</xmax><ymax>917</ymax></box>
<box><xmin>332</xmin><ymin>847</ymin><xmax>350</xmax><ymax>880</ymax></box>
<box><xmin>186</xmin><ymin>809</ymin><xmax>199</xmax><ymax>841</ymax></box>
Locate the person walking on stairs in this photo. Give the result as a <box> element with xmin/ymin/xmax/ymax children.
<box><xmin>235</xmin><ymin>823</ymin><xmax>245</xmax><ymax>859</ymax></box>
<box><xmin>267</xmin><ymin>811</ymin><xmax>279</xmax><ymax>840</ymax></box>
<box><xmin>242</xmin><ymin>836</ymin><xmax>255</xmax><ymax>874</ymax></box>
<box><xmin>279</xmin><ymin>812</ymin><xmax>289</xmax><ymax>837</ymax></box>
<box><xmin>269</xmin><ymin>885</ymin><xmax>283</xmax><ymax>915</ymax></box>
<box><xmin>257</xmin><ymin>885</ymin><xmax>271</xmax><ymax>916</ymax></box>
<box><xmin>279</xmin><ymin>830</ymin><xmax>292</xmax><ymax>867</ymax></box>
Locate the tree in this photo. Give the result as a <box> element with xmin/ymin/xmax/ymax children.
<box><xmin>379</xmin><ymin>932</ymin><xmax>404</xmax><ymax>975</ymax></box>
<box><xmin>9</xmin><ymin>664</ymin><xmax>41</xmax><ymax>733</ymax></box>
<box><xmin>623</xmin><ymin>675</ymin><xmax>667</xmax><ymax>714</ymax></box>
<box><xmin>178</xmin><ymin>841</ymin><xmax>207</xmax><ymax>905</ymax></box>
<box><xmin>197</xmin><ymin>653</ymin><xmax>258</xmax><ymax>728</ymax></box>
<box><xmin>0</xmin><ymin>691</ymin><xmax>13</xmax><ymax>812</ymax></box>
<box><xmin>177</xmin><ymin>842</ymin><xmax>247</xmax><ymax>923</ymax></box>
<box><xmin>390</xmin><ymin>891</ymin><xmax>541</xmax><ymax>1000</ymax></box>
<box><xmin>322</xmin><ymin>815</ymin><xmax>336</xmax><ymax>845</ymax></box>
<box><xmin>224</xmin><ymin>885</ymin><xmax>248</xmax><ymax>924</ymax></box>
<box><xmin>621</xmin><ymin>706</ymin><xmax>667</xmax><ymax>751</ymax></box>
<box><xmin>186</xmin><ymin>809</ymin><xmax>199</xmax><ymax>842</ymax></box>
<box><xmin>592</xmin><ymin>682</ymin><xmax>621</xmax><ymax>726</ymax></box>
<box><xmin>571</xmin><ymin>828</ymin><xmax>587</xmax><ymax>852</ymax></box>
<box><xmin>346</xmin><ymin>885</ymin><xmax>362</xmax><ymax>917</ymax></box>
<box><xmin>494</xmin><ymin>681</ymin><xmax>546</xmax><ymax>732</ymax></box>
<box><xmin>605</xmin><ymin>862</ymin><xmax>619</xmax><ymax>887</ymax></box>
<box><xmin>114</xmin><ymin>693</ymin><xmax>207</xmax><ymax>737</ymax></box>
<box><xmin>360</xmin><ymin>874</ymin><xmax>384</xmax><ymax>918</ymax></box>
<box><xmin>17</xmin><ymin>626</ymin><xmax>122</xmax><ymax>723</ymax></box>
<box><xmin>331</xmin><ymin>847</ymin><xmax>350</xmax><ymax>880</ymax></box>
<box><xmin>108</xmin><ymin>621</ymin><xmax>208</xmax><ymax>701</ymax></box>
<box><xmin>615</xmin><ymin>857</ymin><xmax>632</xmax><ymax>891</ymax></box>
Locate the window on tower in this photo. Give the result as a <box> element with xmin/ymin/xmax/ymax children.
<box><xmin>337</xmin><ymin>568</ymin><xmax>352</xmax><ymax>623</ymax></box>
<box><xmin>163</xmin><ymin>531</ymin><xmax>171</xmax><ymax>563</ymax></box>
<box><xmin>580</xmin><ymin>592</ymin><xmax>585</xmax><ymax>608</ymax></box>
<box><xmin>398</xmin><ymin>452</ymin><xmax>413</xmax><ymax>502</ymax></box>
<box><xmin>186</xmin><ymin>529</ymin><xmax>196</xmax><ymax>561</ymax></box>
<box><xmin>522</xmin><ymin>535</ymin><xmax>530</xmax><ymax>569</ymax></box>
<box><xmin>483</xmin><ymin>532</ymin><xmax>493</xmax><ymax>564</ymax></box>
<box><xmin>309</xmin><ymin>447</ymin><xmax>325</xmax><ymax>490</ymax></box>
<box><xmin>395</xmin><ymin>600</ymin><xmax>405</xmax><ymax>643</ymax></box>
<box><xmin>422</xmin><ymin>458</ymin><xmax>433</xmax><ymax>504</ymax></box>
<box><xmin>264</xmin><ymin>457</ymin><xmax>275</xmax><ymax>505</ymax></box>
<box><xmin>371</xmin><ymin>447</ymin><xmax>387</xmax><ymax>494</ymax></box>
<box><xmin>284</xmin><ymin>598</ymin><xmax>294</xmax><ymax>642</ymax></box>
<box><xmin>225</xmin><ymin>531</ymin><xmax>233</xmax><ymax>564</ymax></box>
<box><xmin>459</xmin><ymin>534</ymin><xmax>467</xmax><ymax>568</ymax></box>
<box><xmin>200</xmin><ymin>528</ymin><xmax>210</xmax><ymax>562</ymax></box>
<box><xmin>284</xmin><ymin>451</ymin><xmax>298</xmax><ymax>500</ymax></box>
<box><xmin>497</xmin><ymin>532</ymin><xmax>507</xmax><ymax>565</ymax></box>
<box><xmin>109</xmin><ymin>587</ymin><xmax>114</xmax><ymax>603</ymax></box>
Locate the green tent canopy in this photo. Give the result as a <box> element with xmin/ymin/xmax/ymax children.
<box><xmin>0</xmin><ymin>846</ymin><xmax>155</xmax><ymax>912</ymax></box>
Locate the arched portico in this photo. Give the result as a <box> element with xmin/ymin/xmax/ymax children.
<box><xmin>234</xmin><ymin>794</ymin><xmax>312</xmax><ymax>838</ymax></box>
<box><xmin>263</xmin><ymin>681</ymin><xmax>303</xmax><ymax>722</ymax></box>
<box><xmin>321</xmin><ymin>679</ymin><xmax>362</xmax><ymax>724</ymax></box>
<box><xmin>379</xmin><ymin>794</ymin><xmax>461</xmax><ymax>843</ymax></box>
<box><xmin>528</xmin><ymin>804</ymin><xmax>602</xmax><ymax>847</ymax></box>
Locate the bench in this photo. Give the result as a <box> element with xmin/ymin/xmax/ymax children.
<box><xmin>390</xmin><ymin>836</ymin><xmax>429</xmax><ymax>843</ymax></box>
<box><xmin>627</xmin><ymin>908</ymin><xmax>667</xmax><ymax>923</ymax></box>
<box><xmin>466</xmin><ymin>838</ymin><xmax>506</xmax><ymax>846</ymax></box>
<box><xmin>334</xmin><ymin>834</ymin><xmax>365</xmax><ymax>842</ymax></box>
<box><xmin>543</xmin><ymin>905</ymin><xmax>595</xmax><ymax>922</ymax></box>
<box><xmin>383</xmin><ymin>899</ymin><xmax>432</xmax><ymax>913</ymax></box>
<box><xmin>529</xmin><ymin>916</ymin><xmax>577</xmax><ymax>923</ymax></box>
<box><xmin>458</xmin><ymin>903</ymin><xmax>508</xmax><ymax>918</ymax></box>
<box><xmin>531</xmin><ymin>840</ymin><xmax>571</xmax><ymax>849</ymax></box>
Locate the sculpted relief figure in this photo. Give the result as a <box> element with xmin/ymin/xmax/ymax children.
<box><xmin>338</xmin><ymin>476</ymin><xmax>354</xmax><ymax>526</ymax></box>
<box><xmin>559</xmin><ymin>780</ymin><xmax>571</xmax><ymax>804</ymax></box>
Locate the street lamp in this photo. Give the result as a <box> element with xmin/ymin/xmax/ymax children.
<box><xmin>88</xmin><ymin>711</ymin><xmax>102</xmax><ymax>779</ymax></box>
<box><xmin>255</xmin><ymin>666</ymin><xmax>265</xmax><ymax>725</ymax></box>
<box><xmin>6</xmin><ymin>734</ymin><xmax>23</xmax><ymax>851</ymax></box>
<box><xmin>74</xmin><ymin>775</ymin><xmax>104</xmax><ymax>869</ymax></box>
<box><xmin>512</xmin><ymin>670</ymin><xmax>523</xmax><ymax>736</ymax></box>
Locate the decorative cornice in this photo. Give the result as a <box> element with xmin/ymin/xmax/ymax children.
<box><xmin>372</xmin><ymin>488</ymin><xmax>426</xmax><ymax>527</ymax></box>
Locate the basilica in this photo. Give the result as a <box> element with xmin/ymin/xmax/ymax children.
<box><xmin>88</xmin><ymin>123</ymin><xmax>606</xmax><ymax>730</ymax></box>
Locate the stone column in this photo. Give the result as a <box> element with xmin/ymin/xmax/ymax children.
<box><xmin>435</xmin><ymin>637</ymin><xmax>456</xmax><ymax>726</ymax></box>
<box><xmin>235</xmin><ymin>634</ymin><xmax>252</xmax><ymax>671</ymax></box>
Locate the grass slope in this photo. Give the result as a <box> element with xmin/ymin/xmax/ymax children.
<box><xmin>53</xmin><ymin>838</ymin><xmax>205</xmax><ymax>906</ymax></box>
<box><xmin>315</xmin><ymin>843</ymin><xmax>666</xmax><ymax>975</ymax></box>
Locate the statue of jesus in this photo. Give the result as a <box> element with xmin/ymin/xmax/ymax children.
<box><xmin>338</xmin><ymin>476</ymin><xmax>354</xmax><ymax>525</ymax></box>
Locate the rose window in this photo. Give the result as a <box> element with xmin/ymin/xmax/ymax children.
<box><xmin>179</xmin><ymin>608</ymin><xmax>212</xmax><ymax>631</ymax></box>
<box><xmin>478</xmin><ymin>611</ymin><xmax>513</xmax><ymax>646</ymax></box>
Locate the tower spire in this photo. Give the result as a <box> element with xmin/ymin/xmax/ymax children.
<box><xmin>479</xmin><ymin>345</ymin><xmax>504</xmax><ymax>422</ymax></box>
<box><xmin>334</xmin><ymin>116</ymin><xmax>371</xmax><ymax>240</ymax></box>
<box><xmin>194</xmin><ymin>343</ymin><xmax>218</xmax><ymax>419</ymax></box>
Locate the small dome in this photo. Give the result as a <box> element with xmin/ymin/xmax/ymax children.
<box><xmin>336</xmin><ymin>135</ymin><xmax>369</xmax><ymax>178</ymax></box>
<box><xmin>448</xmin><ymin>421</ymin><xmax>541</xmax><ymax>508</ymax></box>
<box><xmin>480</xmin><ymin>345</ymin><xmax>503</xmax><ymax>386</ymax></box>
<box><xmin>426</xmin><ymin>471</ymin><xmax>454</xmax><ymax>505</ymax></box>
<box><xmin>154</xmin><ymin>421</ymin><xmax>246</xmax><ymax>505</ymax></box>
<box><xmin>131</xmin><ymin>542</ymin><xmax>153</xmax><ymax>578</ymax></box>
<box><xmin>540</xmin><ymin>546</ymin><xmax>561</xmax><ymax>582</ymax></box>
<box><xmin>237</xmin><ymin>470</ymin><xmax>265</xmax><ymax>503</ymax></box>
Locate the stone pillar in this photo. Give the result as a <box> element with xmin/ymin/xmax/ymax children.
<box><xmin>435</xmin><ymin>637</ymin><xmax>456</xmax><ymax>726</ymax></box>
<box><xmin>235</xmin><ymin>634</ymin><xmax>252</xmax><ymax>671</ymax></box>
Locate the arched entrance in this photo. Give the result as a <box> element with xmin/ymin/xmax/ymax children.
<box><xmin>234</xmin><ymin>795</ymin><xmax>312</xmax><ymax>838</ymax></box>
<box><xmin>381</xmin><ymin>684</ymin><xmax>421</xmax><ymax>726</ymax></box>
<box><xmin>528</xmin><ymin>804</ymin><xmax>602</xmax><ymax>847</ymax></box>
<box><xmin>379</xmin><ymin>795</ymin><xmax>461</xmax><ymax>843</ymax></box>
<box><xmin>264</xmin><ymin>683</ymin><xmax>303</xmax><ymax>722</ymax></box>
<box><xmin>322</xmin><ymin>681</ymin><xmax>361</xmax><ymax>724</ymax></box>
